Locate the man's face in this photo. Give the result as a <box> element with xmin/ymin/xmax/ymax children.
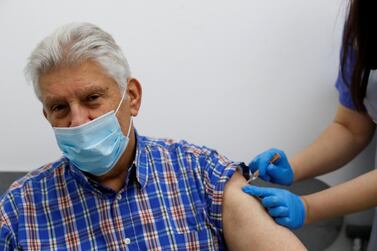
<box><xmin>39</xmin><ymin>60</ymin><xmax>129</xmax><ymax>131</ymax></box>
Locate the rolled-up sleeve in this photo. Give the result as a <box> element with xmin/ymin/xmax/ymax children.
<box><xmin>199</xmin><ymin>148</ymin><xmax>245</xmax><ymax>232</ymax></box>
<box><xmin>0</xmin><ymin>222</ymin><xmax>16</xmax><ymax>251</ymax></box>
<box><xmin>335</xmin><ymin>45</ymin><xmax>357</xmax><ymax>110</ymax></box>
<box><xmin>0</xmin><ymin>194</ymin><xmax>18</xmax><ymax>251</ymax></box>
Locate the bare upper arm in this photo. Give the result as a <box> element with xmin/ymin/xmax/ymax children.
<box><xmin>222</xmin><ymin>171</ymin><xmax>307</xmax><ymax>251</ymax></box>
<box><xmin>335</xmin><ymin>104</ymin><xmax>375</xmax><ymax>147</ymax></box>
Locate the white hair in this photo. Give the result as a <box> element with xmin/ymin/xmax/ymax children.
<box><xmin>24</xmin><ymin>22</ymin><xmax>131</xmax><ymax>100</ymax></box>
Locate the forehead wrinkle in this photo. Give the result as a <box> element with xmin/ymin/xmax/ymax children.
<box><xmin>74</xmin><ymin>84</ymin><xmax>109</xmax><ymax>97</ymax></box>
<box><xmin>39</xmin><ymin>60</ymin><xmax>118</xmax><ymax>104</ymax></box>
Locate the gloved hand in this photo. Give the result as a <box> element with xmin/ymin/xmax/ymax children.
<box><xmin>249</xmin><ymin>148</ymin><xmax>294</xmax><ymax>185</ymax></box>
<box><xmin>242</xmin><ymin>185</ymin><xmax>306</xmax><ymax>229</ymax></box>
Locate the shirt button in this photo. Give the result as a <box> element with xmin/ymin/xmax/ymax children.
<box><xmin>125</xmin><ymin>238</ymin><xmax>131</xmax><ymax>245</ymax></box>
<box><xmin>116</xmin><ymin>194</ymin><xmax>122</xmax><ymax>200</ymax></box>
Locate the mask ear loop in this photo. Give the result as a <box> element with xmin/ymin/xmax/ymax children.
<box><xmin>115</xmin><ymin>85</ymin><xmax>133</xmax><ymax>137</ymax></box>
<box><xmin>126</xmin><ymin>117</ymin><xmax>133</xmax><ymax>137</ymax></box>
<box><xmin>115</xmin><ymin>86</ymin><xmax>127</xmax><ymax>114</ymax></box>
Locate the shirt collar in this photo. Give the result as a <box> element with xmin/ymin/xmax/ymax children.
<box><xmin>132</xmin><ymin>129</ymin><xmax>150</xmax><ymax>190</ymax></box>
<box><xmin>67</xmin><ymin>129</ymin><xmax>150</xmax><ymax>192</ymax></box>
<box><xmin>68</xmin><ymin>158</ymin><xmax>116</xmax><ymax>196</ymax></box>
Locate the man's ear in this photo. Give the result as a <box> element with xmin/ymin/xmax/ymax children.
<box><xmin>126</xmin><ymin>78</ymin><xmax>142</xmax><ymax>117</ymax></box>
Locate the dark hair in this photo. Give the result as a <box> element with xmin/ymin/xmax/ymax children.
<box><xmin>341</xmin><ymin>0</ymin><xmax>377</xmax><ymax>111</ymax></box>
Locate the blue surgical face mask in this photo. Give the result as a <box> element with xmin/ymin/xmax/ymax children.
<box><xmin>53</xmin><ymin>88</ymin><xmax>132</xmax><ymax>176</ymax></box>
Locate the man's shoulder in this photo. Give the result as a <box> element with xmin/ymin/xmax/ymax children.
<box><xmin>139</xmin><ymin>134</ymin><xmax>216</xmax><ymax>157</ymax></box>
<box><xmin>1</xmin><ymin>158</ymin><xmax>67</xmax><ymax>201</ymax></box>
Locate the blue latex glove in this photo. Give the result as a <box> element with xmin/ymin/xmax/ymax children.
<box><xmin>249</xmin><ymin>148</ymin><xmax>294</xmax><ymax>185</ymax></box>
<box><xmin>242</xmin><ymin>185</ymin><xmax>305</xmax><ymax>229</ymax></box>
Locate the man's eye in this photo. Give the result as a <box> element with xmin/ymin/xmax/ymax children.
<box><xmin>51</xmin><ymin>104</ymin><xmax>66</xmax><ymax>112</ymax></box>
<box><xmin>87</xmin><ymin>94</ymin><xmax>101</xmax><ymax>102</ymax></box>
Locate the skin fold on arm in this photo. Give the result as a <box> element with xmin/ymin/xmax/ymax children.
<box><xmin>222</xmin><ymin>171</ymin><xmax>307</xmax><ymax>251</ymax></box>
<box><xmin>291</xmin><ymin>105</ymin><xmax>376</xmax><ymax>182</ymax></box>
<box><xmin>286</xmin><ymin>105</ymin><xmax>376</xmax><ymax>223</ymax></box>
<box><xmin>302</xmin><ymin>169</ymin><xmax>377</xmax><ymax>224</ymax></box>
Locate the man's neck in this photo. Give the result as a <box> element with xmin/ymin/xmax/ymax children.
<box><xmin>91</xmin><ymin>128</ymin><xmax>136</xmax><ymax>192</ymax></box>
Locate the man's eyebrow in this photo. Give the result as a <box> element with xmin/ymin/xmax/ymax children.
<box><xmin>77</xmin><ymin>86</ymin><xmax>109</xmax><ymax>96</ymax></box>
<box><xmin>43</xmin><ymin>95</ymin><xmax>65</xmax><ymax>106</ymax></box>
<box><xmin>44</xmin><ymin>86</ymin><xmax>109</xmax><ymax>103</ymax></box>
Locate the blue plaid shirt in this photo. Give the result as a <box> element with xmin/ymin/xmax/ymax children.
<box><xmin>0</xmin><ymin>132</ymin><xmax>240</xmax><ymax>250</ymax></box>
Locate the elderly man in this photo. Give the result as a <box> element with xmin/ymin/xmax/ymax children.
<box><xmin>0</xmin><ymin>23</ymin><xmax>306</xmax><ymax>250</ymax></box>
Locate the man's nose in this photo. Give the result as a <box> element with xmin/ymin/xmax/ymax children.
<box><xmin>70</xmin><ymin>106</ymin><xmax>91</xmax><ymax>127</ymax></box>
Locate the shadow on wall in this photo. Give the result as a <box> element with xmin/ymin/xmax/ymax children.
<box><xmin>0</xmin><ymin>172</ymin><xmax>27</xmax><ymax>196</ymax></box>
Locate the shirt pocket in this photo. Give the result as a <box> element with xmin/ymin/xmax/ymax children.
<box><xmin>167</xmin><ymin>227</ymin><xmax>220</xmax><ymax>250</ymax></box>
<box><xmin>156</xmin><ymin>158</ymin><xmax>210</xmax><ymax>234</ymax></box>
<box><xmin>163</xmin><ymin>192</ymin><xmax>208</xmax><ymax>234</ymax></box>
